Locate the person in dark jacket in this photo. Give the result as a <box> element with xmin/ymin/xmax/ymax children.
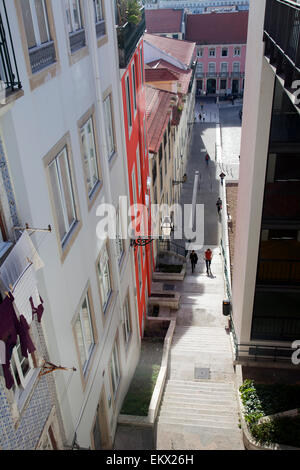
<box><xmin>190</xmin><ymin>250</ymin><xmax>198</xmax><ymax>273</ymax></box>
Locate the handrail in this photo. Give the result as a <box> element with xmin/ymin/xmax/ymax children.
<box><xmin>0</xmin><ymin>0</ymin><xmax>22</xmax><ymax>91</ymax></box>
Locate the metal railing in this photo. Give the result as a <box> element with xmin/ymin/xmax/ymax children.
<box><xmin>29</xmin><ymin>41</ymin><xmax>56</xmax><ymax>75</ymax></box>
<box><xmin>264</xmin><ymin>0</ymin><xmax>300</xmax><ymax>93</ymax></box>
<box><xmin>158</xmin><ymin>239</ymin><xmax>187</xmax><ymax>258</ymax></box>
<box><xmin>69</xmin><ymin>29</ymin><xmax>86</xmax><ymax>54</ymax></box>
<box><xmin>235</xmin><ymin>342</ymin><xmax>295</xmax><ymax>362</ymax></box>
<box><xmin>0</xmin><ymin>0</ymin><xmax>22</xmax><ymax>92</ymax></box>
<box><xmin>117</xmin><ymin>6</ymin><xmax>146</xmax><ymax>69</ymax></box>
<box><xmin>251</xmin><ymin>315</ymin><xmax>300</xmax><ymax>341</ymax></box>
<box><xmin>95</xmin><ymin>19</ymin><xmax>106</xmax><ymax>38</ymax></box>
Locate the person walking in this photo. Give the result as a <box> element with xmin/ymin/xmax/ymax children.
<box><xmin>190</xmin><ymin>250</ymin><xmax>198</xmax><ymax>273</ymax></box>
<box><xmin>202</xmin><ymin>112</ymin><xmax>206</xmax><ymax>122</ymax></box>
<box><xmin>199</xmin><ymin>113</ymin><xmax>202</xmax><ymax>122</ymax></box>
<box><xmin>204</xmin><ymin>248</ymin><xmax>213</xmax><ymax>275</ymax></box>
<box><xmin>219</xmin><ymin>172</ymin><xmax>226</xmax><ymax>186</ymax></box>
<box><xmin>216</xmin><ymin>197</ymin><xmax>222</xmax><ymax>214</ymax></box>
<box><xmin>205</xmin><ymin>153</ymin><xmax>210</xmax><ymax>166</ymax></box>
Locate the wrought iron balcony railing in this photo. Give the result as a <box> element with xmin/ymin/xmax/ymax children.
<box><xmin>257</xmin><ymin>258</ymin><xmax>300</xmax><ymax>285</ymax></box>
<box><xmin>264</xmin><ymin>0</ymin><xmax>300</xmax><ymax>102</ymax></box>
<box><xmin>117</xmin><ymin>6</ymin><xmax>146</xmax><ymax>69</ymax></box>
<box><xmin>0</xmin><ymin>0</ymin><xmax>22</xmax><ymax>94</ymax></box>
<box><xmin>96</xmin><ymin>19</ymin><xmax>106</xmax><ymax>38</ymax></box>
<box><xmin>69</xmin><ymin>29</ymin><xmax>86</xmax><ymax>54</ymax></box>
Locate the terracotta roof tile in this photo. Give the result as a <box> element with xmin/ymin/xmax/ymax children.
<box><xmin>144</xmin><ymin>33</ymin><xmax>196</xmax><ymax>67</ymax></box>
<box><xmin>145</xmin><ymin>68</ymin><xmax>179</xmax><ymax>82</ymax></box>
<box><xmin>185</xmin><ymin>11</ymin><xmax>249</xmax><ymax>45</ymax></box>
<box><xmin>147</xmin><ymin>59</ymin><xmax>192</xmax><ymax>95</ymax></box>
<box><xmin>146</xmin><ymin>85</ymin><xmax>175</xmax><ymax>154</ymax></box>
<box><xmin>145</xmin><ymin>8</ymin><xmax>184</xmax><ymax>34</ymax></box>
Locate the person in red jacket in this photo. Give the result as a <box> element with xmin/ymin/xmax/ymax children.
<box><xmin>204</xmin><ymin>248</ymin><xmax>213</xmax><ymax>275</ymax></box>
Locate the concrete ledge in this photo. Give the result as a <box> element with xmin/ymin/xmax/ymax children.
<box><xmin>152</xmin><ymin>264</ymin><xmax>186</xmax><ymax>282</ymax></box>
<box><xmin>148</xmin><ymin>292</ymin><xmax>180</xmax><ymax>310</ymax></box>
<box><xmin>236</xmin><ymin>364</ymin><xmax>300</xmax><ymax>451</ymax></box>
<box><xmin>118</xmin><ymin>319</ymin><xmax>176</xmax><ymax>428</ymax></box>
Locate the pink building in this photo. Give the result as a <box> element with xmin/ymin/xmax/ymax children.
<box><xmin>185</xmin><ymin>11</ymin><xmax>248</xmax><ymax>96</ymax></box>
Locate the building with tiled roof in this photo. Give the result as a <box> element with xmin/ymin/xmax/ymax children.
<box><xmin>145</xmin><ymin>8</ymin><xmax>185</xmax><ymax>39</ymax></box>
<box><xmin>144</xmin><ymin>33</ymin><xmax>196</xmax><ymax>69</ymax></box>
<box><xmin>185</xmin><ymin>11</ymin><xmax>249</xmax><ymax>45</ymax></box>
<box><xmin>146</xmin><ymin>59</ymin><xmax>193</xmax><ymax>95</ymax></box>
<box><xmin>184</xmin><ymin>11</ymin><xmax>248</xmax><ymax>96</ymax></box>
<box><xmin>146</xmin><ymin>86</ymin><xmax>175</xmax><ymax>154</ymax></box>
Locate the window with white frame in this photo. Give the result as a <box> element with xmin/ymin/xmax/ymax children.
<box><xmin>21</xmin><ymin>0</ymin><xmax>52</xmax><ymax>49</ymax></box>
<box><xmin>123</xmin><ymin>296</ymin><xmax>132</xmax><ymax>345</ymax></box>
<box><xmin>137</xmin><ymin>249</ymin><xmax>142</xmax><ymax>291</ymax></box>
<box><xmin>132</xmin><ymin>62</ymin><xmax>137</xmax><ymax>113</ymax></box>
<box><xmin>103</xmin><ymin>94</ymin><xmax>116</xmax><ymax>160</ymax></box>
<box><xmin>10</xmin><ymin>338</ymin><xmax>35</xmax><ymax>401</ymax></box>
<box><xmin>234</xmin><ymin>47</ymin><xmax>241</xmax><ymax>56</ymax></box>
<box><xmin>197</xmin><ymin>48</ymin><xmax>203</xmax><ymax>57</ymax></box>
<box><xmin>220</xmin><ymin>62</ymin><xmax>228</xmax><ymax>74</ymax></box>
<box><xmin>125</xmin><ymin>75</ymin><xmax>132</xmax><ymax>133</ymax></box>
<box><xmin>48</xmin><ymin>147</ymin><xmax>78</xmax><ymax>246</ymax></box>
<box><xmin>209</xmin><ymin>48</ymin><xmax>215</xmax><ymax>57</ymax></box>
<box><xmin>136</xmin><ymin>144</ymin><xmax>142</xmax><ymax>195</ymax></box>
<box><xmin>115</xmin><ymin>209</ymin><xmax>124</xmax><ymax>265</ymax></box>
<box><xmin>94</xmin><ymin>0</ymin><xmax>104</xmax><ymax>22</ymax></box>
<box><xmin>65</xmin><ymin>0</ymin><xmax>83</xmax><ymax>33</ymax></box>
<box><xmin>131</xmin><ymin>165</ymin><xmax>137</xmax><ymax>205</ymax></box>
<box><xmin>233</xmin><ymin>62</ymin><xmax>240</xmax><ymax>73</ymax></box>
<box><xmin>110</xmin><ymin>341</ymin><xmax>120</xmax><ymax>398</ymax></box>
<box><xmin>74</xmin><ymin>291</ymin><xmax>95</xmax><ymax>375</ymax></box>
<box><xmin>208</xmin><ymin>62</ymin><xmax>216</xmax><ymax>75</ymax></box>
<box><xmin>221</xmin><ymin>48</ymin><xmax>228</xmax><ymax>57</ymax></box>
<box><xmin>97</xmin><ymin>245</ymin><xmax>112</xmax><ymax>313</ymax></box>
<box><xmin>80</xmin><ymin>116</ymin><xmax>100</xmax><ymax>198</ymax></box>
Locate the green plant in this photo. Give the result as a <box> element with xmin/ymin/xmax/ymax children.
<box><xmin>116</xmin><ymin>0</ymin><xmax>142</xmax><ymax>26</ymax></box>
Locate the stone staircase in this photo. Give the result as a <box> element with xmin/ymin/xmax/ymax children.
<box><xmin>157</xmin><ymin>379</ymin><xmax>243</xmax><ymax>449</ymax></box>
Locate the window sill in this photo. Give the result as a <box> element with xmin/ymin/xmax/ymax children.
<box><xmin>13</xmin><ymin>368</ymin><xmax>41</xmax><ymax>429</ymax></box>
<box><xmin>97</xmin><ymin>34</ymin><xmax>108</xmax><ymax>48</ymax></box>
<box><xmin>60</xmin><ymin>220</ymin><xmax>82</xmax><ymax>264</ymax></box>
<box><xmin>87</xmin><ymin>180</ymin><xmax>103</xmax><ymax>212</ymax></box>
<box><xmin>29</xmin><ymin>61</ymin><xmax>60</xmax><ymax>91</ymax></box>
<box><xmin>69</xmin><ymin>44</ymin><xmax>89</xmax><ymax>67</ymax></box>
<box><xmin>108</xmin><ymin>151</ymin><xmax>118</xmax><ymax>170</ymax></box>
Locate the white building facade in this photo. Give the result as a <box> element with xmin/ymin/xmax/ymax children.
<box><xmin>0</xmin><ymin>0</ymin><xmax>141</xmax><ymax>450</ymax></box>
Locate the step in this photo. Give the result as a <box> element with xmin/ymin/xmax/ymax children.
<box><xmin>160</xmin><ymin>403</ymin><xmax>238</xmax><ymax>414</ymax></box>
<box><xmin>164</xmin><ymin>388</ymin><xmax>236</xmax><ymax>398</ymax></box>
<box><xmin>166</xmin><ymin>379</ymin><xmax>235</xmax><ymax>389</ymax></box>
<box><xmin>159</xmin><ymin>405</ymin><xmax>238</xmax><ymax>417</ymax></box>
<box><xmin>157</xmin><ymin>417</ymin><xmax>239</xmax><ymax>431</ymax></box>
<box><xmin>161</xmin><ymin>394</ymin><xmax>237</xmax><ymax>406</ymax></box>
<box><xmin>158</xmin><ymin>410</ymin><xmax>238</xmax><ymax>424</ymax></box>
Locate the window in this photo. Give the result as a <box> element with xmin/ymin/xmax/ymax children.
<box><xmin>116</xmin><ymin>209</ymin><xmax>124</xmax><ymax>264</ymax></box>
<box><xmin>233</xmin><ymin>62</ymin><xmax>240</xmax><ymax>72</ymax></box>
<box><xmin>74</xmin><ymin>291</ymin><xmax>96</xmax><ymax>375</ymax></box>
<box><xmin>197</xmin><ymin>48</ymin><xmax>203</xmax><ymax>57</ymax></box>
<box><xmin>208</xmin><ymin>62</ymin><xmax>216</xmax><ymax>75</ymax></box>
<box><xmin>97</xmin><ymin>245</ymin><xmax>112</xmax><ymax>313</ymax></box>
<box><xmin>137</xmin><ymin>249</ymin><xmax>142</xmax><ymax>291</ymax></box>
<box><xmin>110</xmin><ymin>341</ymin><xmax>120</xmax><ymax>398</ymax></box>
<box><xmin>220</xmin><ymin>62</ymin><xmax>228</xmax><ymax>76</ymax></box>
<box><xmin>10</xmin><ymin>338</ymin><xmax>35</xmax><ymax>400</ymax></box>
<box><xmin>132</xmin><ymin>62</ymin><xmax>137</xmax><ymax>113</ymax></box>
<box><xmin>131</xmin><ymin>165</ymin><xmax>137</xmax><ymax>209</ymax></box>
<box><xmin>65</xmin><ymin>0</ymin><xmax>83</xmax><ymax>33</ymax></box>
<box><xmin>93</xmin><ymin>0</ymin><xmax>106</xmax><ymax>38</ymax></box>
<box><xmin>221</xmin><ymin>48</ymin><xmax>228</xmax><ymax>57</ymax></box>
<box><xmin>140</xmin><ymin>48</ymin><xmax>144</xmax><ymax>86</ymax></box>
<box><xmin>234</xmin><ymin>47</ymin><xmax>241</xmax><ymax>56</ymax></box>
<box><xmin>136</xmin><ymin>145</ymin><xmax>142</xmax><ymax>195</ymax></box>
<box><xmin>65</xmin><ymin>0</ymin><xmax>86</xmax><ymax>53</ymax></box>
<box><xmin>48</xmin><ymin>147</ymin><xmax>78</xmax><ymax>247</ymax></box>
<box><xmin>20</xmin><ymin>0</ymin><xmax>56</xmax><ymax>74</ymax></box>
<box><xmin>209</xmin><ymin>48</ymin><xmax>215</xmax><ymax>57</ymax></box>
<box><xmin>103</xmin><ymin>94</ymin><xmax>116</xmax><ymax>160</ymax></box>
<box><xmin>80</xmin><ymin>116</ymin><xmax>100</xmax><ymax>198</ymax></box>
<box><xmin>123</xmin><ymin>296</ymin><xmax>132</xmax><ymax>345</ymax></box>
<box><xmin>125</xmin><ymin>75</ymin><xmax>132</xmax><ymax>133</ymax></box>
<box><xmin>143</xmin><ymin>117</ymin><xmax>147</xmax><ymax>160</ymax></box>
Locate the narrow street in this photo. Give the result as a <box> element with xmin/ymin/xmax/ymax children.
<box><xmin>156</xmin><ymin>99</ymin><xmax>244</xmax><ymax>450</ymax></box>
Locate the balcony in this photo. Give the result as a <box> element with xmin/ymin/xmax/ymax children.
<box><xmin>264</xmin><ymin>0</ymin><xmax>300</xmax><ymax>107</ymax></box>
<box><xmin>29</xmin><ymin>41</ymin><xmax>56</xmax><ymax>75</ymax></box>
<box><xmin>96</xmin><ymin>19</ymin><xmax>106</xmax><ymax>38</ymax></box>
<box><xmin>0</xmin><ymin>0</ymin><xmax>22</xmax><ymax>104</ymax></box>
<box><xmin>69</xmin><ymin>29</ymin><xmax>86</xmax><ymax>54</ymax></box>
<box><xmin>117</xmin><ymin>5</ymin><xmax>146</xmax><ymax>69</ymax></box>
<box><xmin>257</xmin><ymin>259</ymin><xmax>300</xmax><ymax>285</ymax></box>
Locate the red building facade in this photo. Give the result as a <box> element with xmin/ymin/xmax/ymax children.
<box><xmin>121</xmin><ymin>39</ymin><xmax>152</xmax><ymax>336</ymax></box>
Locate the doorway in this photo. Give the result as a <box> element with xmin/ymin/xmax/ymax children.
<box><xmin>232</xmin><ymin>79</ymin><xmax>239</xmax><ymax>95</ymax></box>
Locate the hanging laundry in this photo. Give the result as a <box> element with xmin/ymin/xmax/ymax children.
<box><xmin>18</xmin><ymin>315</ymin><xmax>36</xmax><ymax>359</ymax></box>
<box><xmin>12</xmin><ymin>264</ymin><xmax>40</xmax><ymax>325</ymax></box>
<box><xmin>0</xmin><ymin>294</ymin><xmax>20</xmax><ymax>389</ymax></box>
<box><xmin>30</xmin><ymin>295</ymin><xmax>44</xmax><ymax>323</ymax></box>
<box><xmin>0</xmin><ymin>231</ymin><xmax>44</xmax><ymax>290</ymax></box>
